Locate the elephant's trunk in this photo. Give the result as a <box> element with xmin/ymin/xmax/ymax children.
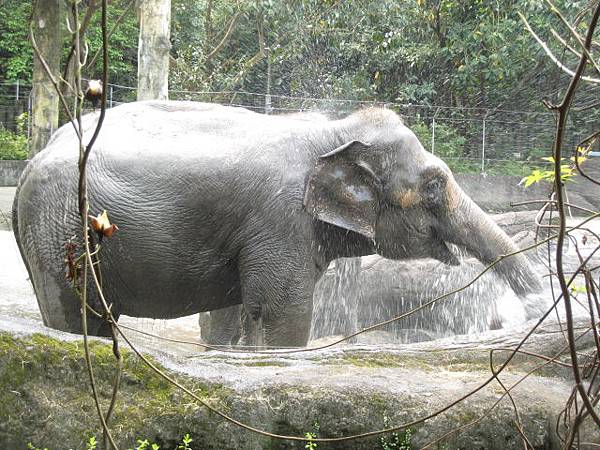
<box><xmin>444</xmin><ymin>182</ymin><xmax>542</xmax><ymax>296</ymax></box>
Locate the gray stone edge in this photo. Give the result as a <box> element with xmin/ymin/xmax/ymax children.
<box><xmin>0</xmin><ymin>160</ymin><xmax>28</xmax><ymax>187</ymax></box>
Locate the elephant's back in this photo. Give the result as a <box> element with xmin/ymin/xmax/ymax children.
<box><xmin>42</xmin><ymin>100</ymin><xmax>327</xmax><ymax>164</ymax></box>
<box><xmin>18</xmin><ymin>100</ymin><xmax>334</xmax><ymax>245</ymax></box>
<box><xmin>19</xmin><ymin>100</ymin><xmax>325</xmax><ymax>230</ymax></box>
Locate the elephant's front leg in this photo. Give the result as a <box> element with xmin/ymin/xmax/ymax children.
<box><xmin>239</xmin><ymin>245</ymin><xmax>316</xmax><ymax>348</ymax></box>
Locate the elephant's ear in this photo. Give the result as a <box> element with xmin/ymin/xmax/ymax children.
<box><xmin>303</xmin><ymin>140</ymin><xmax>379</xmax><ymax>239</ymax></box>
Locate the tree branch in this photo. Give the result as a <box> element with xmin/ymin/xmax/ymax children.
<box><xmin>224</xmin><ymin>9</ymin><xmax>265</xmax><ymax>92</ymax></box>
<box><xmin>86</xmin><ymin>0</ymin><xmax>136</xmax><ymax>71</ymax></box>
<box><xmin>204</xmin><ymin>10</ymin><xmax>241</xmax><ymax>64</ymax></box>
<box><xmin>519</xmin><ymin>12</ymin><xmax>600</xmax><ymax>84</ymax></box>
<box><xmin>550</xmin><ymin>28</ymin><xmax>583</xmax><ymax>59</ymax></box>
<box><xmin>544</xmin><ymin>1</ymin><xmax>600</xmax><ymax>442</ymax></box>
<box><xmin>544</xmin><ymin>0</ymin><xmax>600</xmax><ymax>78</ymax></box>
<box><xmin>63</xmin><ymin>0</ymin><xmax>99</xmax><ymax>84</ymax></box>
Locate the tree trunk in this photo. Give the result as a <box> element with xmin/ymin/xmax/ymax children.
<box><xmin>203</xmin><ymin>0</ymin><xmax>214</xmax><ymax>77</ymax></box>
<box><xmin>264</xmin><ymin>49</ymin><xmax>272</xmax><ymax>114</ymax></box>
<box><xmin>30</xmin><ymin>0</ymin><xmax>61</xmax><ymax>156</ymax></box>
<box><xmin>137</xmin><ymin>0</ymin><xmax>171</xmax><ymax>101</ymax></box>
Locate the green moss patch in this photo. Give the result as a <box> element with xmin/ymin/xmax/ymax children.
<box><xmin>322</xmin><ymin>351</ymin><xmax>436</xmax><ymax>371</ymax></box>
<box><xmin>0</xmin><ymin>332</ymin><xmax>233</xmax><ymax>449</ymax></box>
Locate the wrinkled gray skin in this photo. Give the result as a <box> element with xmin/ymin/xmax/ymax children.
<box><xmin>13</xmin><ymin>101</ymin><xmax>540</xmax><ymax>347</ymax></box>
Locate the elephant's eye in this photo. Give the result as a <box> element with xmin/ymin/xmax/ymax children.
<box><xmin>422</xmin><ymin>176</ymin><xmax>446</xmax><ymax>207</ymax></box>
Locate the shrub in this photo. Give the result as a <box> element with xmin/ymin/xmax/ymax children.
<box><xmin>0</xmin><ymin>112</ymin><xmax>28</xmax><ymax>160</ymax></box>
<box><xmin>410</xmin><ymin>121</ymin><xmax>467</xmax><ymax>159</ymax></box>
<box><xmin>0</xmin><ymin>127</ymin><xmax>28</xmax><ymax>160</ymax></box>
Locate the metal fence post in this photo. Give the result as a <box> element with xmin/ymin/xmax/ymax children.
<box><xmin>265</xmin><ymin>55</ymin><xmax>273</xmax><ymax>114</ymax></box>
<box><xmin>431</xmin><ymin>107</ymin><xmax>440</xmax><ymax>154</ymax></box>
<box><xmin>431</xmin><ymin>117</ymin><xmax>436</xmax><ymax>155</ymax></box>
<box><xmin>27</xmin><ymin>91</ymin><xmax>32</xmax><ymax>155</ymax></box>
<box><xmin>481</xmin><ymin>117</ymin><xmax>487</xmax><ymax>173</ymax></box>
<box><xmin>15</xmin><ymin>80</ymin><xmax>20</xmax><ymax>103</ymax></box>
<box><xmin>109</xmin><ymin>85</ymin><xmax>113</xmax><ymax>108</ymax></box>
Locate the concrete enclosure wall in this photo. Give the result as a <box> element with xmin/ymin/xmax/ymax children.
<box><xmin>457</xmin><ymin>157</ymin><xmax>600</xmax><ymax>212</ymax></box>
<box><xmin>456</xmin><ymin>174</ymin><xmax>550</xmax><ymax>212</ymax></box>
<box><xmin>0</xmin><ymin>161</ymin><xmax>28</xmax><ymax>187</ymax></box>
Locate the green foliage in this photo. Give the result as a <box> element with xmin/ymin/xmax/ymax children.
<box><xmin>522</xmin><ymin>165</ymin><xmax>568</xmax><ymax>187</ymax></box>
<box><xmin>485</xmin><ymin>159</ymin><xmax>538</xmax><ymax>177</ymax></box>
<box><xmin>304</xmin><ymin>421</ymin><xmax>320</xmax><ymax>450</ymax></box>
<box><xmin>380</xmin><ymin>416</ymin><xmax>413</xmax><ymax>450</ymax></box>
<box><xmin>0</xmin><ymin>0</ymin><xmax>32</xmax><ymax>81</ymax></box>
<box><xmin>0</xmin><ymin>111</ymin><xmax>28</xmax><ymax>160</ymax></box>
<box><xmin>27</xmin><ymin>444</ymin><xmax>49</xmax><ymax>450</ymax></box>
<box><xmin>409</xmin><ymin>120</ymin><xmax>561</xmax><ymax>176</ymax></box>
<box><xmin>83</xmin><ymin>0</ymin><xmax>139</xmax><ymax>86</ymax></box>
<box><xmin>169</xmin><ymin>0</ymin><xmax>586</xmax><ymax>111</ymax></box>
<box><xmin>128</xmin><ymin>439</ymin><xmax>160</xmax><ymax>450</ymax></box>
<box><xmin>176</xmin><ymin>433</ymin><xmax>193</xmax><ymax>450</ymax></box>
<box><xmin>28</xmin><ymin>433</ymin><xmax>193</xmax><ymax>450</ymax></box>
<box><xmin>86</xmin><ymin>436</ymin><xmax>97</xmax><ymax>450</ymax></box>
<box><xmin>410</xmin><ymin>121</ymin><xmax>486</xmax><ymax>174</ymax></box>
<box><xmin>521</xmin><ymin>148</ymin><xmax>589</xmax><ymax>187</ymax></box>
<box><xmin>0</xmin><ymin>1</ymin><xmax>138</xmax><ymax>85</ymax></box>
<box><xmin>410</xmin><ymin>121</ymin><xmax>466</xmax><ymax>158</ymax></box>
<box><xmin>0</xmin><ymin>127</ymin><xmax>28</xmax><ymax>160</ymax></box>
<box><xmin>570</xmin><ymin>284</ymin><xmax>587</xmax><ymax>295</ymax></box>
<box><xmin>304</xmin><ymin>432</ymin><xmax>317</xmax><ymax>450</ymax></box>
<box><xmin>1</xmin><ymin>0</ymin><xmax>592</xmax><ymax>115</ymax></box>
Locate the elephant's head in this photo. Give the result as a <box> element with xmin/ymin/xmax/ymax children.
<box><xmin>304</xmin><ymin>108</ymin><xmax>540</xmax><ymax>295</ymax></box>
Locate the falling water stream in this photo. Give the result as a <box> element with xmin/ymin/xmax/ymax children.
<box><xmin>309</xmin><ymin>227</ymin><xmax>598</xmax><ymax>347</ymax></box>
<box><xmin>310</xmin><ymin>254</ymin><xmax>532</xmax><ymax>345</ymax></box>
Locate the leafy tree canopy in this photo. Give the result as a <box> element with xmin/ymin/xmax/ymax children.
<box><xmin>0</xmin><ymin>0</ymin><xmax>596</xmax><ymax>113</ymax></box>
<box><xmin>0</xmin><ymin>0</ymin><xmax>138</xmax><ymax>86</ymax></box>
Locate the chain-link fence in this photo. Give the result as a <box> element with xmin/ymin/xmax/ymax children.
<box><xmin>0</xmin><ymin>81</ymin><xmax>31</xmax><ymax>161</ymax></box>
<box><xmin>2</xmin><ymin>80</ymin><xmax>598</xmax><ymax>175</ymax></box>
<box><xmin>0</xmin><ymin>81</ymin><xmax>30</xmax><ymax>131</ymax></box>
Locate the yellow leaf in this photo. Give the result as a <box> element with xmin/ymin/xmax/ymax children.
<box><xmin>571</xmin><ymin>285</ymin><xmax>587</xmax><ymax>294</ymax></box>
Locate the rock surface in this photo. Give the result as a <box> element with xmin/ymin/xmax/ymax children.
<box><xmin>1</xmin><ymin>320</ymin><xmax>599</xmax><ymax>450</ymax></box>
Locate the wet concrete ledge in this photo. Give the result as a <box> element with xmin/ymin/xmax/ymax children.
<box><xmin>0</xmin><ymin>160</ymin><xmax>27</xmax><ymax>187</ymax></box>
<box><xmin>1</xmin><ymin>317</ymin><xmax>599</xmax><ymax>450</ymax></box>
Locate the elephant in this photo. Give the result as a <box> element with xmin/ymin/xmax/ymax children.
<box><xmin>13</xmin><ymin>101</ymin><xmax>541</xmax><ymax>347</ymax></box>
